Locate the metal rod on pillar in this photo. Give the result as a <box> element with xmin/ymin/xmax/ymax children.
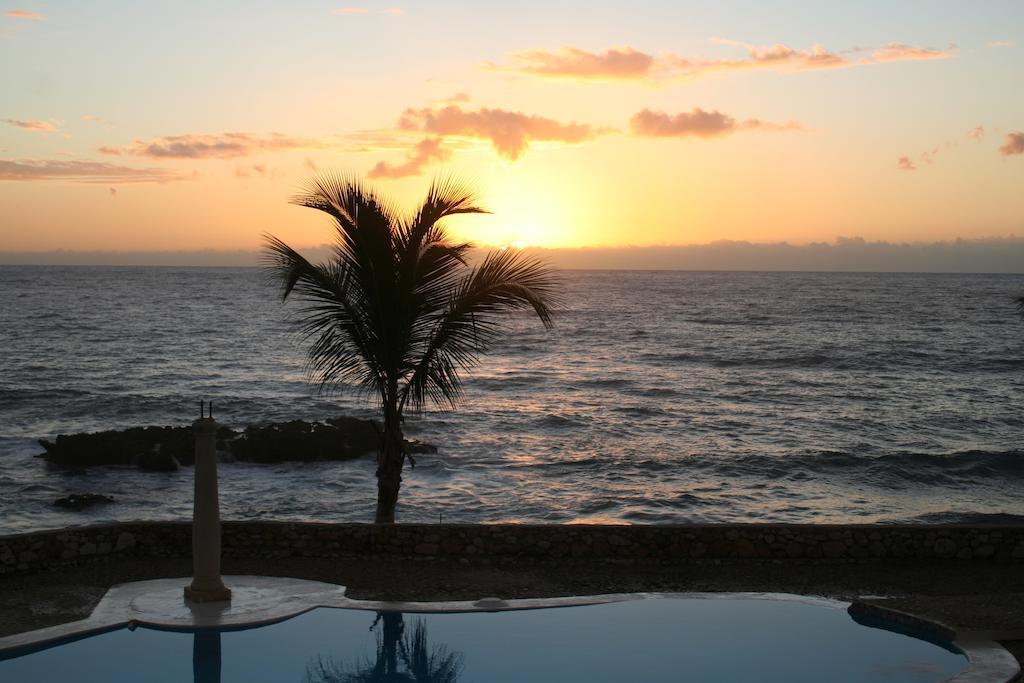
<box><xmin>185</xmin><ymin>401</ymin><xmax>231</xmax><ymax>603</ymax></box>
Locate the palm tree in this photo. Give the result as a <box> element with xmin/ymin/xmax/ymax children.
<box><xmin>304</xmin><ymin>613</ymin><xmax>462</xmax><ymax>683</ymax></box>
<box><xmin>264</xmin><ymin>174</ymin><xmax>558</xmax><ymax>523</ymax></box>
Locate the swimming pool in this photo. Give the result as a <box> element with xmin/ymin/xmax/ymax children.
<box><xmin>0</xmin><ymin>596</ymin><xmax>969</xmax><ymax>682</ymax></box>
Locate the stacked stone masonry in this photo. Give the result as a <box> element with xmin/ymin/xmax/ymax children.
<box><xmin>2</xmin><ymin>522</ymin><xmax>1024</xmax><ymax>576</ymax></box>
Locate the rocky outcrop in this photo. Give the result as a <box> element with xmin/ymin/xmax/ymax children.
<box><xmin>406</xmin><ymin>439</ymin><xmax>438</xmax><ymax>455</ymax></box>
<box><xmin>36</xmin><ymin>418</ymin><xmax>437</xmax><ymax>469</ymax></box>
<box><xmin>229</xmin><ymin>417</ymin><xmax>379</xmax><ymax>463</ymax></box>
<box><xmin>136</xmin><ymin>450</ymin><xmax>181</xmax><ymax>472</ymax></box>
<box><xmin>38</xmin><ymin>425</ymin><xmax>235</xmax><ymax>468</ymax></box>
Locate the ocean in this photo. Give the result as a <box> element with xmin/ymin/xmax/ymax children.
<box><xmin>2</xmin><ymin>266</ymin><xmax>1023</xmax><ymax>533</ymax></box>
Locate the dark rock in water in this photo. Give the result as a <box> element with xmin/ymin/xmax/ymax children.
<box><xmin>406</xmin><ymin>439</ymin><xmax>438</xmax><ymax>454</ymax></box>
<box><xmin>54</xmin><ymin>493</ymin><xmax>115</xmax><ymax>510</ymax></box>
<box><xmin>230</xmin><ymin>418</ymin><xmax>379</xmax><ymax>463</ymax></box>
<box><xmin>38</xmin><ymin>425</ymin><xmax>237</xmax><ymax>468</ymax></box>
<box><xmin>327</xmin><ymin>416</ymin><xmax>381</xmax><ymax>454</ymax></box>
<box><xmin>36</xmin><ymin>417</ymin><xmax>438</xmax><ymax>468</ymax></box>
<box><xmin>137</xmin><ymin>450</ymin><xmax>180</xmax><ymax>472</ymax></box>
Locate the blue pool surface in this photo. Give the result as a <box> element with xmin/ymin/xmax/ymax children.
<box><xmin>0</xmin><ymin>598</ymin><xmax>967</xmax><ymax>682</ymax></box>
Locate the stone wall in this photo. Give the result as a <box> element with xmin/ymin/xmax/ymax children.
<box><xmin>2</xmin><ymin>521</ymin><xmax>1024</xmax><ymax>576</ymax></box>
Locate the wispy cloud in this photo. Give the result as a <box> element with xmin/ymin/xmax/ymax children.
<box><xmin>4</xmin><ymin>9</ymin><xmax>46</xmax><ymax>20</ymax></box>
<box><xmin>487</xmin><ymin>46</ymin><xmax>654</xmax><ymax>81</ymax></box>
<box><xmin>896</xmin><ymin>156</ymin><xmax>917</xmax><ymax>171</ymax></box>
<box><xmin>899</xmin><ymin>125</ymin><xmax>1007</xmax><ymax>169</ymax></box>
<box><xmin>3</xmin><ymin>118</ymin><xmax>57</xmax><ymax>132</ymax></box>
<box><xmin>331</xmin><ymin>7</ymin><xmax>403</xmax><ymax>16</ymax></box>
<box><xmin>0</xmin><ymin>158</ymin><xmax>189</xmax><ymax>183</ymax></box>
<box><xmin>999</xmin><ymin>132</ymin><xmax>1024</xmax><ymax>157</ymax></box>
<box><xmin>896</xmin><ymin>145</ymin><xmax>941</xmax><ymax>170</ymax></box>
<box><xmin>869</xmin><ymin>43</ymin><xmax>952</xmax><ymax>62</ymax></box>
<box><xmin>101</xmin><ymin>132</ymin><xmax>325</xmax><ymax>159</ymax></box>
<box><xmin>988</xmin><ymin>40</ymin><xmax>1016</xmax><ymax>48</ymax></box>
<box><xmin>630</xmin><ymin>108</ymin><xmax>804</xmax><ymax>138</ymax></box>
<box><xmin>489</xmin><ymin>39</ymin><xmax>956</xmax><ymax>84</ymax></box>
<box><xmin>368</xmin><ymin>137</ymin><xmax>450</xmax><ymax>179</ymax></box>
<box><xmin>434</xmin><ymin>92</ymin><xmax>471</xmax><ymax>106</ymax></box>
<box><xmin>397</xmin><ymin>104</ymin><xmax>608</xmax><ymax>160</ymax></box>
<box><xmin>234</xmin><ymin>163</ymin><xmax>285</xmax><ymax>179</ymax></box>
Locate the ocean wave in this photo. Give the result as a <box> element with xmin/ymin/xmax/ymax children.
<box><xmin>899</xmin><ymin>511</ymin><xmax>1024</xmax><ymax>524</ymax></box>
<box><xmin>533</xmin><ymin>414</ymin><xmax>589</xmax><ymax>429</ymax></box>
<box><xmin>610</xmin><ymin>405</ymin><xmax>671</xmax><ymax>418</ymax></box>
<box><xmin>700</xmin><ymin>449</ymin><xmax>1024</xmax><ymax>486</ymax></box>
<box><xmin>3</xmin><ymin>267</ymin><xmax>1024</xmax><ymax>529</ymax></box>
<box><xmin>577</xmin><ymin>378</ymin><xmax>634</xmax><ymax>389</ymax></box>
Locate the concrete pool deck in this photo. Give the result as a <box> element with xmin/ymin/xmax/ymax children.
<box><xmin>0</xmin><ymin>575</ymin><xmax>1018</xmax><ymax>683</ymax></box>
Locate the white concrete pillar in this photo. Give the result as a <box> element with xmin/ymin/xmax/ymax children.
<box><xmin>185</xmin><ymin>404</ymin><xmax>231</xmax><ymax>603</ymax></box>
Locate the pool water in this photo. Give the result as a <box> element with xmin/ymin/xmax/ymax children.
<box><xmin>0</xmin><ymin>598</ymin><xmax>967</xmax><ymax>682</ymax></box>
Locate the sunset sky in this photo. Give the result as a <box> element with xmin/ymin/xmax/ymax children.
<box><xmin>1</xmin><ymin>1</ymin><xmax>1022</xmax><ymax>255</ymax></box>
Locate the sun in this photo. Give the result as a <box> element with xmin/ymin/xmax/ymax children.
<box><xmin>439</xmin><ymin>171</ymin><xmax>584</xmax><ymax>249</ymax></box>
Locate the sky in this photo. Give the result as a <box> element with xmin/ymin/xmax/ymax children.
<box><xmin>1</xmin><ymin>1</ymin><xmax>1022</xmax><ymax>262</ymax></box>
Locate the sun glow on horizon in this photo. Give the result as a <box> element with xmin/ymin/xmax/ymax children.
<box><xmin>0</xmin><ymin>2</ymin><xmax>1021</xmax><ymax>256</ymax></box>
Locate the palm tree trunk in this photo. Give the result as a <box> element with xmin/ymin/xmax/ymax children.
<box><xmin>374</xmin><ymin>404</ymin><xmax>405</xmax><ymax>524</ymax></box>
<box><xmin>380</xmin><ymin>612</ymin><xmax>403</xmax><ymax>676</ymax></box>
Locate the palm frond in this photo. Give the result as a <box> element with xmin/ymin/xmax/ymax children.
<box><xmin>410</xmin><ymin>174</ymin><xmax>488</xmax><ymax>234</ymax></box>
<box><xmin>270</xmin><ymin>171</ymin><xmax>559</xmax><ymax>419</ymax></box>
<box><xmin>401</xmin><ymin>248</ymin><xmax>559</xmax><ymax>412</ymax></box>
<box><xmin>262</xmin><ymin>232</ymin><xmax>381</xmax><ymax>399</ymax></box>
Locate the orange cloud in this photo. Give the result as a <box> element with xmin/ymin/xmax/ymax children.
<box><xmin>918</xmin><ymin>146</ymin><xmax>939</xmax><ymax>165</ymax></box>
<box><xmin>0</xmin><ymin>158</ymin><xmax>188</xmax><ymax>183</ymax></box>
<box><xmin>490</xmin><ymin>40</ymin><xmax>956</xmax><ymax>83</ymax></box>
<box><xmin>1000</xmin><ymin>132</ymin><xmax>1024</xmax><ymax>157</ymax></box>
<box><xmin>901</xmin><ymin>125</ymin><xmax>1002</xmax><ymax>169</ymax></box>
<box><xmin>368</xmin><ymin>137</ymin><xmax>450</xmax><ymax>179</ymax></box>
<box><xmin>103</xmin><ymin>132</ymin><xmax>324</xmax><ymax>159</ymax></box>
<box><xmin>3</xmin><ymin>118</ymin><xmax>57</xmax><ymax>132</ymax></box>
<box><xmin>630</xmin><ymin>108</ymin><xmax>803</xmax><ymax>138</ymax></box>
<box><xmin>397</xmin><ymin>104</ymin><xmax>606</xmax><ymax>160</ymax></box>
<box><xmin>434</xmin><ymin>92</ymin><xmax>470</xmax><ymax>105</ymax></box>
<box><xmin>896</xmin><ymin>156</ymin><xmax>917</xmax><ymax>171</ymax></box>
<box><xmin>490</xmin><ymin>46</ymin><xmax>654</xmax><ymax>81</ymax></box>
<box><xmin>4</xmin><ymin>9</ymin><xmax>45</xmax><ymax>20</ymax></box>
<box><xmin>704</xmin><ymin>38</ymin><xmax>849</xmax><ymax>72</ymax></box>
<box><xmin>870</xmin><ymin>42</ymin><xmax>952</xmax><ymax>63</ymax></box>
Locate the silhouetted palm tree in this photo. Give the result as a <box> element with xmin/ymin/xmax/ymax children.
<box><xmin>304</xmin><ymin>612</ymin><xmax>462</xmax><ymax>683</ymax></box>
<box><xmin>264</xmin><ymin>174</ymin><xmax>558</xmax><ymax>523</ymax></box>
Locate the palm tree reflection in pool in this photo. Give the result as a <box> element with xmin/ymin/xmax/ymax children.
<box><xmin>304</xmin><ymin>612</ymin><xmax>463</xmax><ymax>682</ymax></box>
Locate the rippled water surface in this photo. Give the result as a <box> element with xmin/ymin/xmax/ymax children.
<box><xmin>1</xmin><ymin>266</ymin><xmax>1023</xmax><ymax>531</ymax></box>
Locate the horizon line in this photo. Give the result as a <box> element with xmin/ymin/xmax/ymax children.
<box><xmin>5</xmin><ymin>236</ymin><xmax>1024</xmax><ymax>272</ymax></box>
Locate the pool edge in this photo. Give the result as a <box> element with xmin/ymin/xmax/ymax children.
<box><xmin>0</xmin><ymin>577</ymin><xmax>1017</xmax><ymax>682</ymax></box>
